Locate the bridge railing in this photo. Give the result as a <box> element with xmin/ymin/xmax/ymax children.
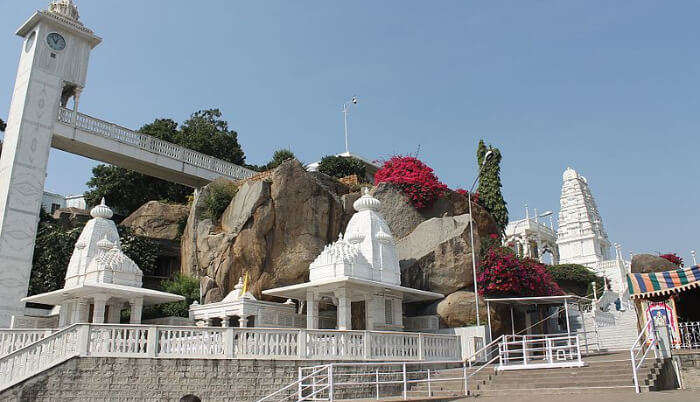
<box><xmin>57</xmin><ymin>107</ymin><xmax>255</xmax><ymax>180</ymax></box>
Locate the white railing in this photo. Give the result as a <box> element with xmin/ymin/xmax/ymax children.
<box><xmin>0</xmin><ymin>329</ymin><xmax>56</xmax><ymax>357</ymax></box>
<box><xmin>259</xmin><ymin>334</ymin><xmax>502</xmax><ymax>401</ymax></box>
<box><xmin>57</xmin><ymin>107</ymin><xmax>255</xmax><ymax>180</ymax></box>
<box><xmin>679</xmin><ymin>321</ymin><xmax>700</xmax><ymax>350</ymax></box>
<box><xmin>0</xmin><ymin>324</ymin><xmax>86</xmax><ymax>391</ymax></box>
<box><xmin>497</xmin><ymin>334</ymin><xmax>583</xmax><ymax>370</ymax></box>
<box><xmin>630</xmin><ymin>320</ymin><xmax>660</xmax><ymax>393</ymax></box>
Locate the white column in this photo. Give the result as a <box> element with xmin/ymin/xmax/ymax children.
<box><xmin>58</xmin><ymin>302</ymin><xmax>70</xmax><ymax>327</ymax></box>
<box><xmin>129</xmin><ymin>297</ymin><xmax>143</xmax><ymax>324</ymax></box>
<box><xmin>335</xmin><ymin>288</ymin><xmax>351</xmax><ymax>330</ymax></box>
<box><xmin>306</xmin><ymin>290</ymin><xmax>319</xmax><ymax>329</ymax></box>
<box><xmin>92</xmin><ymin>295</ymin><xmax>108</xmax><ymax>324</ymax></box>
<box><xmin>240</xmin><ymin>316</ymin><xmax>249</xmax><ymax>328</ymax></box>
<box><xmin>76</xmin><ymin>298</ymin><xmax>90</xmax><ymax>323</ymax></box>
<box><xmin>392</xmin><ymin>298</ymin><xmax>403</xmax><ymax>327</ymax></box>
<box><xmin>107</xmin><ymin>303</ymin><xmax>121</xmax><ymax>324</ymax></box>
<box><xmin>220</xmin><ymin>316</ymin><xmax>229</xmax><ymax>327</ymax></box>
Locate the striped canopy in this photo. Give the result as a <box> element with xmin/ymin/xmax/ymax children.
<box><xmin>627</xmin><ymin>265</ymin><xmax>700</xmax><ymax>299</ymax></box>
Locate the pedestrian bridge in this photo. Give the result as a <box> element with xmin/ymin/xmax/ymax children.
<box><xmin>53</xmin><ymin>107</ymin><xmax>255</xmax><ymax>187</ymax></box>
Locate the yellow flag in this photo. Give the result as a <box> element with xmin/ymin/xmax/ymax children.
<box><xmin>241</xmin><ymin>272</ymin><xmax>249</xmax><ymax>296</ymax></box>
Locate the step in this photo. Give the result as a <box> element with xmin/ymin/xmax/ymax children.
<box><xmin>473</xmin><ymin>385</ymin><xmax>652</xmax><ymax>397</ymax></box>
<box><xmin>482</xmin><ymin>378</ymin><xmax>656</xmax><ymax>390</ymax></box>
<box><xmin>491</xmin><ymin>371</ymin><xmax>656</xmax><ymax>382</ymax></box>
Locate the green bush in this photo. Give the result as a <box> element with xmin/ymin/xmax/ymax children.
<box><xmin>318</xmin><ymin>155</ymin><xmax>367</xmax><ymax>181</ymax></box>
<box><xmin>546</xmin><ymin>264</ymin><xmax>605</xmax><ymax>297</ymax></box>
<box><xmin>141</xmin><ymin>274</ymin><xmax>200</xmax><ymax>319</ymax></box>
<box><xmin>202</xmin><ymin>179</ymin><xmax>238</xmax><ymax>221</ymax></box>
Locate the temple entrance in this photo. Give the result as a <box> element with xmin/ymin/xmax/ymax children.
<box><xmin>676</xmin><ymin>288</ymin><xmax>700</xmax><ymax>322</ymax></box>
<box><xmin>351</xmin><ymin>301</ymin><xmax>366</xmax><ymax>330</ymax></box>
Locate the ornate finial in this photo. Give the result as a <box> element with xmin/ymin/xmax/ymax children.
<box><xmin>234</xmin><ymin>277</ymin><xmax>244</xmax><ymax>290</ymax></box>
<box><xmin>48</xmin><ymin>0</ymin><xmax>80</xmax><ymax>22</ymax></box>
<box><xmin>96</xmin><ymin>235</ymin><xmax>113</xmax><ymax>250</ymax></box>
<box><xmin>353</xmin><ymin>187</ymin><xmax>380</xmax><ymax>212</ymax></box>
<box><xmin>338</xmin><ymin>232</ymin><xmax>344</xmax><ymax>241</ymax></box>
<box><xmin>376</xmin><ymin>228</ymin><xmax>393</xmax><ymax>245</ymax></box>
<box><xmin>90</xmin><ymin>198</ymin><xmax>113</xmax><ymax>219</ymax></box>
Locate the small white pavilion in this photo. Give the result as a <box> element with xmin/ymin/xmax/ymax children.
<box><xmin>190</xmin><ymin>277</ymin><xmax>301</xmax><ymax>328</ymax></box>
<box><xmin>22</xmin><ymin>200</ymin><xmax>184</xmax><ymax>326</ymax></box>
<box><xmin>264</xmin><ymin>188</ymin><xmax>442</xmax><ymax>331</ymax></box>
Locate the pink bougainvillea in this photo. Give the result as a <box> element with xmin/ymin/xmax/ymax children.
<box><xmin>659</xmin><ymin>253</ymin><xmax>683</xmax><ymax>267</ymax></box>
<box><xmin>478</xmin><ymin>247</ymin><xmax>563</xmax><ymax>297</ymax></box>
<box><xmin>374</xmin><ymin>156</ymin><xmax>448</xmax><ymax>209</ymax></box>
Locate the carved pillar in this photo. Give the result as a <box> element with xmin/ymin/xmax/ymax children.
<box><xmin>335</xmin><ymin>288</ymin><xmax>351</xmax><ymax>330</ymax></box>
<box><xmin>220</xmin><ymin>316</ymin><xmax>229</xmax><ymax>327</ymax></box>
<box><xmin>76</xmin><ymin>298</ymin><xmax>90</xmax><ymax>323</ymax></box>
<box><xmin>306</xmin><ymin>290</ymin><xmax>319</xmax><ymax>329</ymax></box>
<box><xmin>240</xmin><ymin>316</ymin><xmax>249</xmax><ymax>328</ymax></box>
<box><xmin>107</xmin><ymin>303</ymin><xmax>121</xmax><ymax>324</ymax></box>
<box><xmin>92</xmin><ymin>295</ymin><xmax>108</xmax><ymax>324</ymax></box>
<box><xmin>129</xmin><ymin>297</ymin><xmax>143</xmax><ymax>324</ymax></box>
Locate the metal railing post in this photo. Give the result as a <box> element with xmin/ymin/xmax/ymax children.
<box><xmin>463</xmin><ymin>361</ymin><xmax>468</xmax><ymax>395</ymax></box>
<box><xmin>298</xmin><ymin>367</ymin><xmax>302</xmax><ymax>400</ymax></box>
<box><xmin>427</xmin><ymin>368</ymin><xmax>432</xmax><ymax>397</ymax></box>
<box><xmin>328</xmin><ymin>364</ymin><xmax>334</xmax><ymax>401</ymax></box>
<box><xmin>631</xmin><ymin>347</ymin><xmax>640</xmax><ymax>393</ymax></box>
<box><xmin>402</xmin><ymin>362</ymin><xmax>407</xmax><ymax>400</ymax></box>
<box><xmin>375</xmin><ymin>367</ymin><xmax>380</xmax><ymax>400</ymax></box>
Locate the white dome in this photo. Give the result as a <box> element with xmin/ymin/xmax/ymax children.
<box><xmin>353</xmin><ymin>188</ymin><xmax>381</xmax><ymax>212</ymax></box>
<box><xmin>90</xmin><ymin>198</ymin><xmax>113</xmax><ymax>219</ymax></box>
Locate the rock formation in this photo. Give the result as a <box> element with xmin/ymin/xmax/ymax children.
<box><xmin>631</xmin><ymin>253</ymin><xmax>679</xmax><ymax>274</ymax></box>
<box><xmin>121</xmin><ymin>201</ymin><xmax>189</xmax><ymax>241</ymax></box>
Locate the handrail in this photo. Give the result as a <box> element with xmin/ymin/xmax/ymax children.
<box><xmin>630</xmin><ymin>320</ymin><xmax>658</xmax><ymax>393</ymax></box>
<box><xmin>257</xmin><ymin>365</ymin><xmax>330</xmax><ymax>402</ymax></box>
<box><xmin>0</xmin><ymin>324</ymin><xmax>86</xmax><ymax>391</ymax></box>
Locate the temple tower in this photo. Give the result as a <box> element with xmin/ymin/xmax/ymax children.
<box><xmin>556</xmin><ymin>167</ymin><xmax>611</xmax><ymax>266</ymax></box>
<box><xmin>0</xmin><ymin>1</ymin><xmax>101</xmax><ymax>325</ymax></box>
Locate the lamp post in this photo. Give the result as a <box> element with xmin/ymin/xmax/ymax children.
<box><xmin>692</xmin><ymin>250</ymin><xmax>697</xmax><ymax>266</ymax></box>
<box><xmin>342</xmin><ymin>96</ymin><xmax>358</xmax><ymax>154</ymax></box>
<box><xmin>467</xmin><ymin>150</ymin><xmax>493</xmax><ymax>327</ymax></box>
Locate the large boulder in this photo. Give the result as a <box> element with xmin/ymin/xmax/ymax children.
<box><xmin>121</xmin><ymin>201</ymin><xmax>189</xmax><ymax>240</ymax></box>
<box><xmin>181</xmin><ymin>160</ymin><xmax>353</xmax><ymax>300</ymax></box>
<box><xmin>397</xmin><ymin>214</ymin><xmax>477</xmax><ymax>295</ymax></box>
<box><xmin>631</xmin><ymin>254</ymin><xmax>679</xmax><ymax>274</ymax></box>
<box><xmin>419</xmin><ymin>290</ymin><xmax>507</xmax><ymax>334</ymax></box>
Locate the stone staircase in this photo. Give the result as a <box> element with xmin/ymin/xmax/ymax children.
<box><xmin>403</xmin><ymin>353</ymin><xmax>664</xmax><ymax>399</ymax></box>
<box><xmin>582</xmin><ymin>306</ymin><xmax>639</xmax><ymax>351</ymax></box>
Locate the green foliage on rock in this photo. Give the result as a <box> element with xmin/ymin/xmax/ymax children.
<box><xmin>246</xmin><ymin>148</ymin><xmax>297</xmax><ymax>172</ymax></box>
<box><xmin>84</xmin><ymin>110</ymin><xmax>246</xmax><ymax>215</ymax></box>
<box><xmin>546</xmin><ymin>264</ymin><xmax>605</xmax><ymax>297</ymax></box>
<box><xmin>318</xmin><ymin>155</ymin><xmax>366</xmax><ymax>180</ymax></box>
<box><xmin>142</xmin><ymin>274</ymin><xmax>200</xmax><ymax>319</ymax></box>
<box><xmin>202</xmin><ymin>179</ymin><xmax>238</xmax><ymax>222</ymax></box>
<box><xmin>476</xmin><ymin>140</ymin><xmax>508</xmax><ymax>233</ymax></box>
<box><xmin>29</xmin><ymin>211</ymin><xmax>161</xmax><ymax>296</ymax></box>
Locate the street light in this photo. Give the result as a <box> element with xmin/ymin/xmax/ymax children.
<box><xmin>467</xmin><ymin>150</ymin><xmax>493</xmax><ymax>327</ymax></box>
<box><xmin>342</xmin><ymin>96</ymin><xmax>358</xmax><ymax>154</ymax></box>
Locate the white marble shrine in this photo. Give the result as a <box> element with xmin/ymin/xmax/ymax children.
<box><xmin>264</xmin><ymin>188</ymin><xmax>443</xmax><ymax>331</ymax></box>
<box><xmin>20</xmin><ymin>200</ymin><xmax>183</xmax><ymax>326</ymax></box>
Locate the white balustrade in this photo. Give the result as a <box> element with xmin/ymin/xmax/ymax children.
<box><xmin>0</xmin><ymin>329</ymin><xmax>55</xmax><ymax>357</ymax></box>
<box><xmin>56</xmin><ymin>107</ymin><xmax>255</xmax><ymax>180</ymax></box>
<box><xmin>498</xmin><ymin>334</ymin><xmax>583</xmax><ymax>370</ymax></box>
<box><xmin>0</xmin><ymin>324</ymin><xmax>460</xmax><ymax>392</ymax></box>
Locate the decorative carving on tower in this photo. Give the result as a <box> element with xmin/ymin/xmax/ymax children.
<box><xmin>48</xmin><ymin>0</ymin><xmax>81</xmax><ymax>23</ymax></box>
<box><xmin>556</xmin><ymin>167</ymin><xmax>611</xmax><ymax>265</ymax></box>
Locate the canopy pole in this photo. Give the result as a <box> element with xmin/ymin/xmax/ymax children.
<box><xmin>510</xmin><ymin>306</ymin><xmax>515</xmax><ymax>336</ymax></box>
<box><xmin>564</xmin><ymin>299</ymin><xmax>571</xmax><ymax>337</ymax></box>
<box><xmin>486</xmin><ymin>301</ymin><xmax>493</xmax><ymax>342</ymax></box>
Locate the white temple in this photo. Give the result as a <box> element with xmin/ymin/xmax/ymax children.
<box><xmin>22</xmin><ymin>200</ymin><xmax>184</xmax><ymax>326</ymax></box>
<box><xmin>504</xmin><ymin>205</ymin><xmax>559</xmax><ymax>264</ymax></box>
<box><xmin>264</xmin><ymin>188</ymin><xmax>443</xmax><ymax>331</ymax></box>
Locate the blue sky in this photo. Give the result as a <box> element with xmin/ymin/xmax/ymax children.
<box><xmin>1</xmin><ymin>1</ymin><xmax>698</xmax><ymax>263</ymax></box>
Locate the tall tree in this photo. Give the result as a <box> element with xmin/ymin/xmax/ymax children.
<box><xmin>84</xmin><ymin>110</ymin><xmax>246</xmax><ymax>215</ymax></box>
<box><xmin>477</xmin><ymin>140</ymin><xmax>508</xmax><ymax>233</ymax></box>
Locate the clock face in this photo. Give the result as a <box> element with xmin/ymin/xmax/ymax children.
<box><xmin>46</xmin><ymin>33</ymin><xmax>66</xmax><ymax>51</ymax></box>
<box><xmin>25</xmin><ymin>31</ymin><xmax>36</xmax><ymax>53</ymax></box>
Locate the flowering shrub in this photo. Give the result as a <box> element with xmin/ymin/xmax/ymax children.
<box><xmin>478</xmin><ymin>247</ymin><xmax>563</xmax><ymax>297</ymax></box>
<box><xmin>659</xmin><ymin>253</ymin><xmax>683</xmax><ymax>267</ymax></box>
<box><xmin>455</xmin><ymin>188</ymin><xmax>481</xmax><ymax>206</ymax></box>
<box><xmin>374</xmin><ymin>156</ymin><xmax>447</xmax><ymax>209</ymax></box>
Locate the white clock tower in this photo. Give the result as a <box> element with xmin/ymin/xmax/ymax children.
<box><xmin>0</xmin><ymin>1</ymin><xmax>101</xmax><ymax>326</ymax></box>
